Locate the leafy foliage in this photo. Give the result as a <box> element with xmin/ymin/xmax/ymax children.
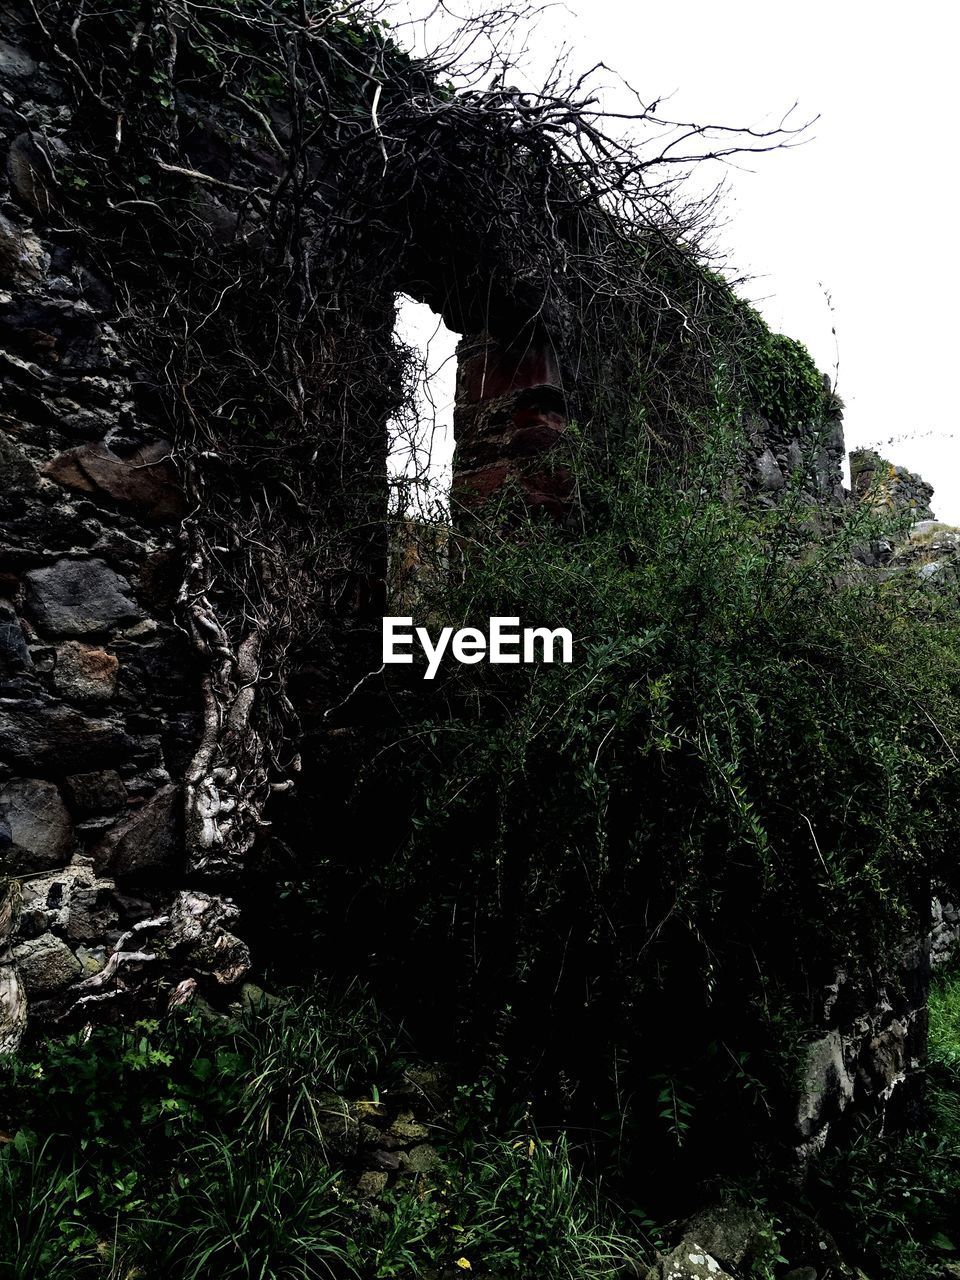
<box><xmin>0</xmin><ymin>996</ymin><xmax>646</xmax><ymax>1279</ymax></box>
<box><xmin>709</xmin><ymin>276</ymin><xmax>828</xmax><ymax>430</ymax></box>
<box><xmin>338</xmin><ymin>410</ymin><xmax>960</xmax><ymax>1175</ymax></box>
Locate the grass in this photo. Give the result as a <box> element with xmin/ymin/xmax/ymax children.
<box><xmin>149</xmin><ymin>1137</ymin><xmax>352</xmax><ymax>1280</ymax></box>
<box><xmin>0</xmin><ymin>1136</ymin><xmax>102</xmax><ymax>1280</ymax></box>
<box><xmin>236</xmin><ymin>986</ymin><xmax>392</xmax><ymax>1143</ymax></box>
<box><xmin>0</xmin><ymin>991</ymin><xmax>649</xmax><ymax>1280</ymax></box>
<box><xmin>930</xmin><ymin>974</ymin><xmax>960</xmax><ymax>1069</ymax></box>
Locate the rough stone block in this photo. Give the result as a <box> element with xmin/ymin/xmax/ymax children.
<box><xmin>54</xmin><ymin>640</ymin><xmax>118</xmax><ymax>704</ymax></box>
<box><xmin>0</xmin><ymin>600</ymin><xmax>32</xmax><ymax>674</ymax></box>
<box><xmin>64</xmin><ymin>880</ymin><xmax>119</xmax><ymax>944</ymax></box>
<box><xmin>399</xmin><ymin>1143</ymin><xmax>440</xmax><ymax>1174</ymax></box>
<box><xmin>43</xmin><ymin>440</ymin><xmax>185</xmax><ymax>522</ymax></box>
<box><xmin>92</xmin><ymin>784</ymin><xmax>181</xmax><ymax>881</ymax></box>
<box><xmin>6</xmin><ymin>131</ymin><xmax>69</xmax><ymax>217</ymax></box>
<box><xmin>755</xmin><ymin>448</ymin><xmax>785</xmax><ymax>492</ymax></box>
<box><xmin>356</xmin><ymin>1170</ymin><xmax>389</xmax><ymax>1199</ymax></box>
<box><xmin>0</xmin><ymin>433</ymin><xmax>40</xmax><ymax>496</ymax></box>
<box><xmin>19</xmin><ymin>862</ymin><xmax>120</xmax><ymax>944</ymax></box>
<box><xmin>0</xmin><ymin>699</ymin><xmax>133</xmax><ymax>772</ymax></box>
<box><xmin>0</xmin><ymin>210</ymin><xmax>44</xmax><ymax>283</ymax></box>
<box><xmin>12</xmin><ymin>931</ymin><xmax>82</xmax><ymax>994</ymax></box>
<box><xmin>25</xmin><ymin>557</ymin><xmax>141</xmax><ymax>637</ymax></box>
<box><xmin>0</xmin><ymin>37</ymin><xmax>37</xmax><ymax>83</ymax></box>
<box><xmin>0</xmin><ymin>777</ymin><xmax>73</xmax><ymax>873</ymax></box>
<box><xmin>389</xmin><ymin>1111</ymin><xmax>430</xmax><ymax>1143</ymax></box>
<box><xmin>646</xmin><ymin>1242</ymin><xmax>731</xmax><ymax>1279</ymax></box>
<box><xmin>63</xmin><ymin>769</ymin><xmax>127</xmax><ymax>817</ymax></box>
<box><xmin>796</xmin><ymin>1029</ymin><xmax>855</xmax><ymax>1140</ymax></box>
<box><xmin>75</xmin><ymin>944</ymin><xmax>108</xmax><ymax>977</ymax></box>
<box><xmin>679</xmin><ymin>1203</ymin><xmax>775</xmax><ymax>1276</ymax></box>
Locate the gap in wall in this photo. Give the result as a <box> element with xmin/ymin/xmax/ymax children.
<box><xmin>387</xmin><ymin>295</ymin><xmax>459</xmax><ymax>520</ymax></box>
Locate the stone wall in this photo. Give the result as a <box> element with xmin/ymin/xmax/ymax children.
<box><xmin>0</xmin><ymin>5</ymin><xmax>951</xmax><ymax>1191</ymax></box>
<box><xmin>851</xmin><ymin>447</ymin><xmax>935</xmax><ymax>521</ymax></box>
<box><xmin>745</xmin><ymin>380</ymin><xmax>846</xmax><ymax>506</ymax></box>
<box><xmin>0</xmin><ymin>3</ymin><xmax>586</xmax><ymax>1047</ymax></box>
<box><xmin>794</xmin><ymin>929</ymin><xmax>930</xmax><ymax>1160</ymax></box>
<box><xmin>0</xmin><ymin>37</ymin><xmax>252</xmax><ymax>1046</ymax></box>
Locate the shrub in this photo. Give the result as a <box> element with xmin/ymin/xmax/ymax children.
<box><xmin>343</xmin><ymin>413</ymin><xmax>960</xmax><ymax>1170</ymax></box>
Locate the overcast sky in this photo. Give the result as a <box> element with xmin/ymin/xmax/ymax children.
<box><xmin>396</xmin><ymin>0</ymin><xmax>958</xmax><ymax>523</ymax></box>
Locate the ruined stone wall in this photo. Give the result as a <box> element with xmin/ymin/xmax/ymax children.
<box><xmin>794</xmin><ymin>928</ymin><xmax>930</xmax><ymax>1159</ymax></box>
<box><xmin>851</xmin><ymin>447</ymin><xmax>936</xmax><ymax>521</ymax></box>
<box><xmin>745</xmin><ymin>392</ymin><xmax>846</xmax><ymax>505</ymax></box>
<box><xmin>0</xmin><ymin>96</ymin><xmax>570</xmax><ymax>1056</ymax></box>
<box><xmin>0</xmin><ymin>7</ymin><xmax>951</xmax><ymax>1190</ymax></box>
<box><xmin>0</xmin><ymin>8</ymin><xmax>577</xmax><ymax>1049</ymax></box>
<box><xmin>0</xmin><ymin>35</ymin><xmax>252</xmax><ymax>1047</ymax></box>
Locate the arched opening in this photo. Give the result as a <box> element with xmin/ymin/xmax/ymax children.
<box><xmin>388</xmin><ymin>295</ymin><xmax>458</xmax><ymax>521</ymax></box>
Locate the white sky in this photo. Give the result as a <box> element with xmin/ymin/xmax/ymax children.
<box><xmin>393</xmin><ymin>0</ymin><xmax>959</xmax><ymax>523</ymax></box>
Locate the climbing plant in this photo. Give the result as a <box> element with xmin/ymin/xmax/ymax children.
<box><xmin>11</xmin><ymin>0</ymin><xmax>812</xmax><ymax>877</ymax></box>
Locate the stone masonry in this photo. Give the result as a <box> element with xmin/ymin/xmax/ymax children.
<box><xmin>0</xmin><ymin>28</ymin><xmax>251</xmax><ymax>1046</ymax></box>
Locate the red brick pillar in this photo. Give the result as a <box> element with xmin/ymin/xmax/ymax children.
<box><xmin>452</xmin><ymin>332</ymin><xmax>570</xmax><ymax>518</ymax></box>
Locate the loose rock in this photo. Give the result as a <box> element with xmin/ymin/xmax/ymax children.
<box><xmin>646</xmin><ymin>1242</ymin><xmax>732</xmax><ymax>1279</ymax></box>
<box><xmin>679</xmin><ymin>1202</ymin><xmax>776</xmax><ymax>1275</ymax></box>
<box><xmin>399</xmin><ymin>1144</ymin><xmax>440</xmax><ymax>1174</ymax></box>
<box><xmin>356</xmin><ymin>1170</ymin><xmax>389</xmax><ymax>1199</ymax></box>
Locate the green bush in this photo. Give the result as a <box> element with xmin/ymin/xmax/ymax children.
<box><xmin>349</xmin><ymin>413</ymin><xmax>960</xmax><ymax>1161</ymax></box>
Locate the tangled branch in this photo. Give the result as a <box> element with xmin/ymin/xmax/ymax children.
<box><xmin>13</xmin><ymin>0</ymin><xmax>810</xmax><ymax>879</ymax></box>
